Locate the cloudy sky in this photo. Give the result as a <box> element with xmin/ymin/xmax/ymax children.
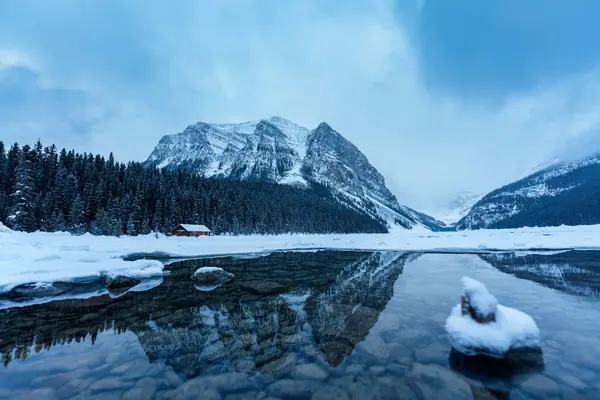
<box><xmin>2</xmin><ymin>0</ymin><xmax>600</xmax><ymax>215</ymax></box>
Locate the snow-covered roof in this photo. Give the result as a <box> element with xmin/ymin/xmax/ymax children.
<box><xmin>176</xmin><ymin>224</ymin><xmax>211</xmax><ymax>232</ymax></box>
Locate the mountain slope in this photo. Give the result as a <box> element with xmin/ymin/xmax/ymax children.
<box><xmin>437</xmin><ymin>191</ymin><xmax>484</xmax><ymax>226</ymax></box>
<box><xmin>145</xmin><ymin>117</ymin><xmax>441</xmax><ymax>230</ymax></box>
<box><xmin>456</xmin><ymin>156</ymin><xmax>600</xmax><ymax>229</ymax></box>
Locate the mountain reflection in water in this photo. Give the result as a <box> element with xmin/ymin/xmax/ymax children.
<box><xmin>480</xmin><ymin>250</ymin><xmax>600</xmax><ymax>298</ymax></box>
<box><xmin>0</xmin><ymin>251</ymin><xmax>413</xmax><ymax>375</ymax></box>
<box><xmin>2</xmin><ymin>250</ymin><xmax>600</xmax><ymax>399</ymax></box>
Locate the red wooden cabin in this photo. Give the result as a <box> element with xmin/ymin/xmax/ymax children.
<box><xmin>172</xmin><ymin>224</ymin><xmax>211</xmax><ymax>237</ymax></box>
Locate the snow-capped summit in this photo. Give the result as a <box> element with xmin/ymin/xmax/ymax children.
<box><xmin>145</xmin><ymin>117</ymin><xmax>442</xmax><ymax>230</ymax></box>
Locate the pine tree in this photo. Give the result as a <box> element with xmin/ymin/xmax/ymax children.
<box><xmin>7</xmin><ymin>149</ymin><xmax>37</xmax><ymax>231</ymax></box>
<box><xmin>0</xmin><ymin>141</ymin><xmax>6</xmax><ymax>197</ymax></box>
<box><xmin>108</xmin><ymin>197</ymin><xmax>123</xmax><ymax>236</ymax></box>
<box><xmin>128</xmin><ymin>193</ymin><xmax>143</xmax><ymax>235</ymax></box>
<box><xmin>153</xmin><ymin>200</ymin><xmax>163</xmax><ymax>232</ymax></box>
<box><xmin>91</xmin><ymin>209</ymin><xmax>110</xmax><ymax>235</ymax></box>
<box><xmin>0</xmin><ymin>141</ymin><xmax>6</xmax><ymax>221</ymax></box>
<box><xmin>69</xmin><ymin>195</ymin><xmax>85</xmax><ymax>234</ymax></box>
<box><xmin>47</xmin><ymin>209</ymin><xmax>66</xmax><ymax>232</ymax></box>
<box><xmin>5</xmin><ymin>143</ymin><xmax>20</xmax><ymax>196</ymax></box>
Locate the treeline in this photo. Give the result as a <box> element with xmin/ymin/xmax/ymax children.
<box><xmin>0</xmin><ymin>141</ymin><xmax>388</xmax><ymax>235</ymax></box>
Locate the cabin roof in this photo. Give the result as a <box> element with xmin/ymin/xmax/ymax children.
<box><xmin>176</xmin><ymin>224</ymin><xmax>211</xmax><ymax>232</ymax></box>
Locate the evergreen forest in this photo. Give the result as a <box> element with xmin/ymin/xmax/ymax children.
<box><xmin>0</xmin><ymin>141</ymin><xmax>388</xmax><ymax>235</ymax></box>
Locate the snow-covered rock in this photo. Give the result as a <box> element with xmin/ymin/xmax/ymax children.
<box><xmin>144</xmin><ymin>117</ymin><xmax>442</xmax><ymax>230</ymax></box>
<box><xmin>103</xmin><ymin>274</ymin><xmax>142</xmax><ymax>289</ymax></box>
<box><xmin>445</xmin><ymin>277</ymin><xmax>540</xmax><ymax>357</ymax></box>
<box><xmin>460</xmin><ymin>277</ymin><xmax>498</xmax><ymax>323</ymax></box>
<box><xmin>191</xmin><ymin>267</ymin><xmax>234</xmax><ymax>285</ymax></box>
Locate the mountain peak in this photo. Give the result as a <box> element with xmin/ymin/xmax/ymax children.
<box><xmin>144</xmin><ymin>117</ymin><xmax>443</xmax><ymax>230</ymax></box>
<box><xmin>316</xmin><ymin>122</ymin><xmax>334</xmax><ymax>132</ymax></box>
<box><xmin>253</xmin><ymin>120</ymin><xmax>287</xmax><ymax>140</ymax></box>
<box><xmin>267</xmin><ymin>116</ymin><xmax>293</xmax><ymax>124</ymax></box>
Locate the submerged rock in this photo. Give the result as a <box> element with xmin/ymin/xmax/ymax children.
<box><xmin>449</xmin><ymin>347</ymin><xmax>544</xmax><ymax>379</ymax></box>
<box><xmin>239</xmin><ymin>280</ymin><xmax>286</xmax><ymax>294</ymax></box>
<box><xmin>103</xmin><ymin>275</ymin><xmax>142</xmax><ymax>289</ymax></box>
<box><xmin>409</xmin><ymin>363</ymin><xmax>472</xmax><ymax>399</ymax></box>
<box><xmin>446</xmin><ymin>276</ymin><xmax>540</xmax><ymax>358</ymax></box>
<box><xmin>6</xmin><ymin>282</ymin><xmax>73</xmax><ymax>300</ymax></box>
<box><xmin>191</xmin><ymin>267</ymin><xmax>234</xmax><ymax>285</ymax></box>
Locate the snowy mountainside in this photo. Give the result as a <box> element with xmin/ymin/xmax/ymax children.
<box><xmin>436</xmin><ymin>191</ymin><xmax>484</xmax><ymax>226</ymax></box>
<box><xmin>145</xmin><ymin>117</ymin><xmax>442</xmax><ymax>230</ymax></box>
<box><xmin>400</xmin><ymin>205</ymin><xmax>448</xmax><ymax>232</ymax></box>
<box><xmin>457</xmin><ymin>156</ymin><xmax>600</xmax><ymax>230</ymax></box>
<box><xmin>145</xmin><ymin>116</ymin><xmax>309</xmax><ymax>184</ymax></box>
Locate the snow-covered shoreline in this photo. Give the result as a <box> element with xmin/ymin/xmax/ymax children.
<box><xmin>2</xmin><ymin>223</ymin><xmax>600</xmax><ymax>297</ymax></box>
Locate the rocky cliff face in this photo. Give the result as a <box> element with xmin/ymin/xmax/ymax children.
<box><xmin>145</xmin><ymin>117</ymin><xmax>441</xmax><ymax>229</ymax></box>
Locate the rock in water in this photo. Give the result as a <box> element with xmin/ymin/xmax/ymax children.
<box><xmin>460</xmin><ymin>277</ymin><xmax>498</xmax><ymax>323</ymax></box>
<box><xmin>239</xmin><ymin>280</ymin><xmax>286</xmax><ymax>294</ymax></box>
<box><xmin>449</xmin><ymin>347</ymin><xmax>545</xmax><ymax>379</ymax></box>
<box><xmin>6</xmin><ymin>282</ymin><xmax>72</xmax><ymax>300</ymax></box>
<box><xmin>103</xmin><ymin>275</ymin><xmax>141</xmax><ymax>289</ymax></box>
<box><xmin>191</xmin><ymin>267</ymin><xmax>234</xmax><ymax>285</ymax></box>
<box><xmin>445</xmin><ymin>276</ymin><xmax>540</xmax><ymax>358</ymax></box>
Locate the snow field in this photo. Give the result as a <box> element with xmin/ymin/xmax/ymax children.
<box><xmin>2</xmin><ymin>221</ymin><xmax>600</xmax><ymax>297</ymax></box>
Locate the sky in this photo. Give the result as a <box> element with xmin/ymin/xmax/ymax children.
<box><xmin>2</xmin><ymin>0</ymin><xmax>600</xmax><ymax>216</ymax></box>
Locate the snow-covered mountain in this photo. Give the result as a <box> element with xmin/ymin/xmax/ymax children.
<box><xmin>436</xmin><ymin>191</ymin><xmax>484</xmax><ymax>226</ymax></box>
<box><xmin>145</xmin><ymin>117</ymin><xmax>442</xmax><ymax>230</ymax></box>
<box><xmin>456</xmin><ymin>156</ymin><xmax>600</xmax><ymax>230</ymax></box>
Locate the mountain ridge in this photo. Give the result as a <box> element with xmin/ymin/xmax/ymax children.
<box><xmin>144</xmin><ymin>117</ymin><xmax>443</xmax><ymax>230</ymax></box>
<box><xmin>457</xmin><ymin>155</ymin><xmax>600</xmax><ymax>229</ymax></box>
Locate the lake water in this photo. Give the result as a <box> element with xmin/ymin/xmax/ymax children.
<box><xmin>1</xmin><ymin>250</ymin><xmax>600</xmax><ymax>399</ymax></box>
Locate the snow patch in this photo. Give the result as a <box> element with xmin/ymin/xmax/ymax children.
<box><xmin>504</xmin><ymin>183</ymin><xmax>578</xmax><ymax>199</ymax></box>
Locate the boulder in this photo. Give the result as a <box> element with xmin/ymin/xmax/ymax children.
<box><xmin>191</xmin><ymin>267</ymin><xmax>234</xmax><ymax>285</ymax></box>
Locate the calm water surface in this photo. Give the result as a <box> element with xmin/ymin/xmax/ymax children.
<box><xmin>1</xmin><ymin>250</ymin><xmax>600</xmax><ymax>399</ymax></box>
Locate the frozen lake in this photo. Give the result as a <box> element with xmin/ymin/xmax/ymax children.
<box><xmin>0</xmin><ymin>250</ymin><xmax>599</xmax><ymax>399</ymax></box>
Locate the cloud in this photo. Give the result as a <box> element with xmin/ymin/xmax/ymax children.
<box><xmin>0</xmin><ymin>65</ymin><xmax>112</xmax><ymax>150</ymax></box>
<box><xmin>1</xmin><ymin>0</ymin><xmax>600</xmax><ymax>214</ymax></box>
<box><xmin>0</xmin><ymin>49</ymin><xmax>35</xmax><ymax>70</ymax></box>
